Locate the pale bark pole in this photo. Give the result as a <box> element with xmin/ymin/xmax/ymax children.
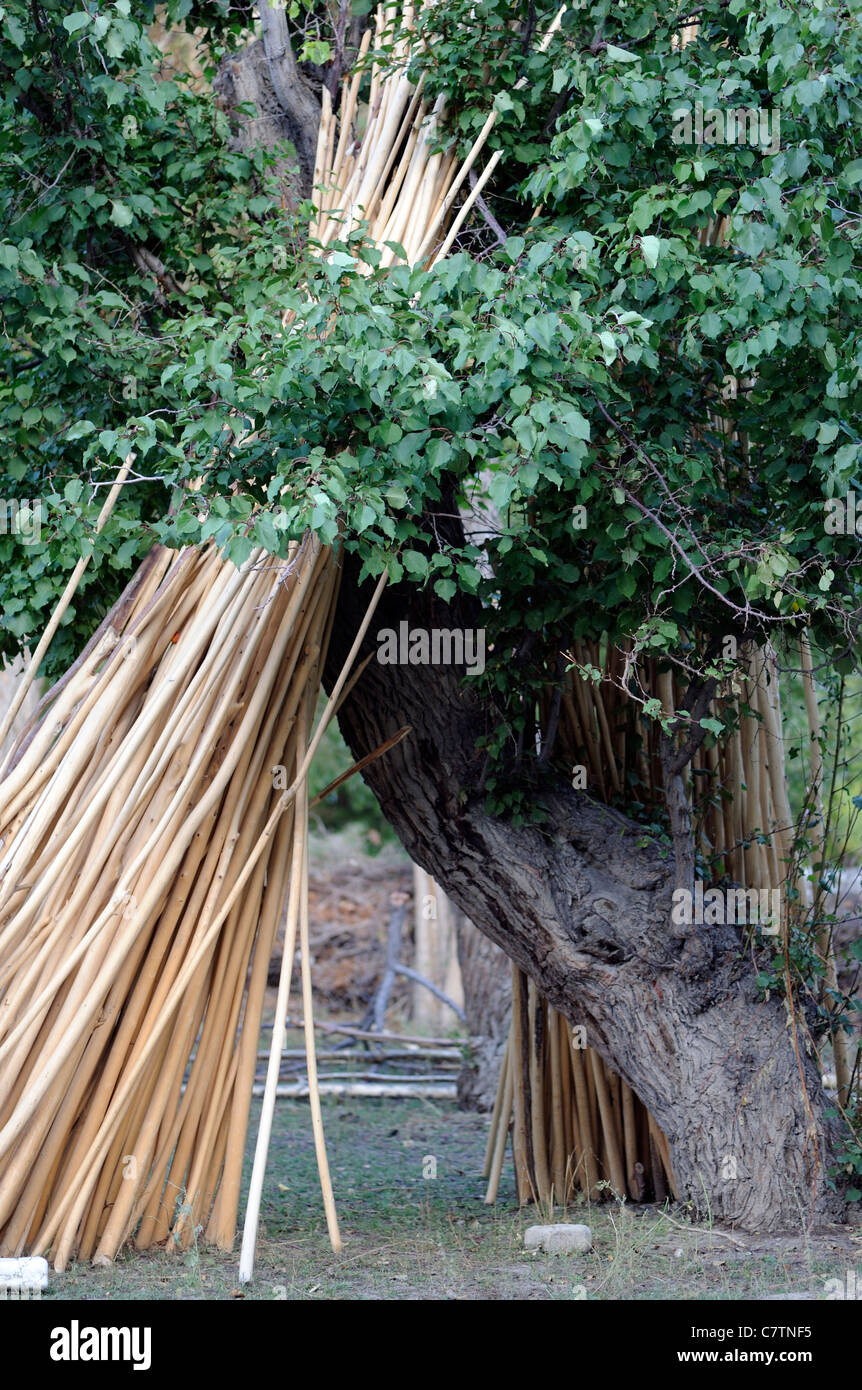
<box><xmin>0</xmin><ymin>657</ymin><xmax>41</xmax><ymax>770</ymax></box>
<box><xmin>800</xmin><ymin>634</ymin><xmax>851</xmax><ymax>1107</ymax></box>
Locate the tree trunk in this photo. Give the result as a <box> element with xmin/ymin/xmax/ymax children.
<box><xmin>323</xmin><ymin>558</ymin><xmax>846</xmax><ymax>1232</ymax></box>
<box><xmin>213</xmin><ymin>34</ymin><xmax>318</xmax><ymax>199</ymax></box>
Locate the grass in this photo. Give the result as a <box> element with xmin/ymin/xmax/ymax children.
<box><xmin>46</xmin><ymin>1098</ymin><xmax>861</xmax><ymax>1301</ymax></box>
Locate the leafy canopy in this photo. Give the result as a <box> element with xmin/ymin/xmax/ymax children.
<box><xmin>0</xmin><ymin>0</ymin><xmax>860</xmax><ymax>727</ymax></box>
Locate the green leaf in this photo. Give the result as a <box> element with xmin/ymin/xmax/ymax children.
<box><xmin>18</xmin><ymin>248</ymin><xmax>44</xmax><ymax>280</ymax></box>
<box><xmin>300</xmin><ymin>38</ymin><xmax>331</xmax><ymax>65</ymax></box>
<box><xmin>840</xmin><ymin>159</ymin><xmax>862</xmax><ymax>187</ymax></box>
<box><xmin>62</xmin><ymin>12</ymin><xmax>91</xmax><ymax>33</ymax></box>
<box><xmin>3</xmin><ymin>13</ymin><xmax>25</xmax><ymax>46</ymax></box>
<box><xmin>524</xmin><ymin>314</ymin><xmax>557</xmax><ymax>352</ymax></box>
<box><xmin>526</xmin><ymin>241</ymin><xmax>555</xmax><ymax>271</ymax></box>
<box><xmin>401</xmin><ymin>550</ymin><xmax>428</xmax><ymax>578</ymax></box>
<box><xmin>598</xmin><ymin>331</ymin><xmax>617</xmax><ymax>364</ymax></box>
<box><xmin>640</xmin><ymin>236</ymin><xmax>661</xmax><ymax>269</ymax></box>
<box><xmin>385</xmin><ymin>485</ymin><xmax>409</xmax><ymax>510</ymax></box>
<box><xmin>559</xmin><ymin>406</ymin><xmax>590</xmax><ymax>441</ymax></box>
<box><xmin>794</xmin><ymin>78</ymin><xmax>824</xmax><ymax>107</ymax></box>
<box><xmin>66</xmin><ymin>420</ymin><xmax>96</xmax><ymax>441</ymax></box>
<box><xmin>110</xmin><ymin>200</ymin><xmax>134</xmax><ymax>228</ymax></box>
<box><xmin>512</xmin><ymin>415</ymin><xmax>538</xmax><ymax>452</ymax></box>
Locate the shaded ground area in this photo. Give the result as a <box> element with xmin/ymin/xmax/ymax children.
<box><xmin>50</xmin><ymin>1098</ymin><xmax>861</xmax><ymax>1301</ymax></box>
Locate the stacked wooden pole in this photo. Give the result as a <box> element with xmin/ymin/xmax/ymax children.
<box><xmin>0</xmin><ymin>537</ymin><xmax>343</xmax><ymax>1266</ymax></box>
<box><xmin>308</xmin><ymin>2</ymin><xmax>566</xmax><ymax>268</ymax></box>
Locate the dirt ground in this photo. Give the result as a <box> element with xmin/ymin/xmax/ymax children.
<box><xmin>48</xmin><ymin>1097</ymin><xmax>862</xmax><ymax>1302</ymax></box>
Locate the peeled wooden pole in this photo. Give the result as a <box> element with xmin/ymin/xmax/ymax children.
<box><xmin>482</xmin><ymin>1037</ymin><xmax>509</xmax><ymax>1181</ymax></box>
<box><xmin>509</xmin><ymin>967</ymin><xmax>533</xmax><ymax>1204</ymax></box>
<box><xmin>484</xmin><ymin>1048</ymin><xmax>513</xmax><ymax>1206</ymax></box>
<box><xmin>237</xmin><ymin>744</ymin><xmax>309</xmax><ymax>1284</ymax></box>
<box><xmin>527</xmin><ymin>979</ymin><xmax>551</xmax><ymax>1202</ymax></box>
<box><xmin>620</xmin><ymin>1079</ymin><xmax>638</xmax><ymax>1197</ymax></box>
<box><xmin>568</xmin><ymin>1044</ymin><xmax>598</xmax><ymax>1199</ymax></box>
<box><xmin>548</xmin><ymin>997</ymin><xmax>566</xmax><ymax>1201</ymax></box>
<box><xmin>559</xmin><ymin>1017</ymin><xmax>579</xmax><ymax>1197</ymax></box>
<box><xmin>483</xmin><ymin>1040</ymin><xmax>511</xmax><ymax>1197</ymax></box>
<box><xmin>297</xmin><ymin>704</ymin><xmax>343</xmax><ymax>1254</ymax></box>
<box><xmin>589</xmin><ymin>1051</ymin><xmax>626</xmax><ymax>1199</ymax></box>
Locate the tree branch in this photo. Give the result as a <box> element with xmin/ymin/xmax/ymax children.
<box><xmin>327</xmin><ymin>0</ymin><xmax>351</xmax><ymax>99</ymax></box>
<box><xmin>592</xmin><ymin>398</ymin><xmax>784</xmax><ymax>629</ymax></box>
<box><xmin>467</xmin><ymin>168</ymin><xmax>507</xmax><ymax>246</ymax></box>
<box><xmin>127</xmin><ymin>243</ymin><xmax>187</xmax><ymax>306</ymax></box>
<box><xmin>394</xmin><ymin>964</ymin><xmax>466</xmax><ymax>1022</ymax></box>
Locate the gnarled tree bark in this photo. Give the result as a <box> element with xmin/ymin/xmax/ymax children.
<box><xmin>214</xmin><ymin>2</ymin><xmax>321</xmax><ymax>200</ymax></box>
<box><xmin>323</xmin><ymin>555</ymin><xmax>846</xmax><ymax>1232</ymax></box>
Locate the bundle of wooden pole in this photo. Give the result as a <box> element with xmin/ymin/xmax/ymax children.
<box><xmin>0</xmin><ymin>535</ymin><xmax>348</xmax><ymax>1266</ymax></box>
<box><xmin>311</xmin><ymin>4</ymin><xmax>566</xmax><ymax>268</ymax></box>
<box><xmin>0</xmin><ymin>2</ymin><xmax>569</xmax><ymax>1272</ymax></box>
<box><xmin>484</xmin><ymin>966</ymin><xmax>678</xmax><ymax>1207</ymax></box>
